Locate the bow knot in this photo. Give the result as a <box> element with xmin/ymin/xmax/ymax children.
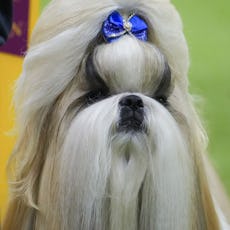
<box><xmin>102</xmin><ymin>11</ymin><xmax>148</xmax><ymax>43</ymax></box>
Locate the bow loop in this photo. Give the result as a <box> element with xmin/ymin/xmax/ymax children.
<box><xmin>102</xmin><ymin>11</ymin><xmax>148</xmax><ymax>43</ymax></box>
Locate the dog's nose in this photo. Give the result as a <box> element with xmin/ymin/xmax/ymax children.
<box><xmin>118</xmin><ymin>95</ymin><xmax>144</xmax><ymax>132</ymax></box>
<box><xmin>119</xmin><ymin>95</ymin><xmax>144</xmax><ymax>110</ymax></box>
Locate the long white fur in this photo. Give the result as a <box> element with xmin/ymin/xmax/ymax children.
<box><xmin>56</xmin><ymin>94</ymin><xmax>193</xmax><ymax>230</ymax></box>
<box><xmin>3</xmin><ymin>0</ymin><xmax>230</xmax><ymax>230</ymax></box>
<box><xmin>15</xmin><ymin>0</ymin><xmax>188</xmax><ymax>117</ymax></box>
<box><xmin>94</xmin><ymin>37</ymin><xmax>165</xmax><ymax>94</ymax></box>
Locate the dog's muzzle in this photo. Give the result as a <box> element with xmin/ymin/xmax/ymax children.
<box><xmin>118</xmin><ymin>95</ymin><xmax>145</xmax><ymax>132</ymax></box>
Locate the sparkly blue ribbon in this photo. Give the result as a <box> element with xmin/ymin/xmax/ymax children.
<box><xmin>102</xmin><ymin>11</ymin><xmax>148</xmax><ymax>43</ymax></box>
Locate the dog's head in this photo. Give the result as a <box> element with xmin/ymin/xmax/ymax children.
<box><xmin>10</xmin><ymin>0</ymin><xmax>222</xmax><ymax>229</ymax></box>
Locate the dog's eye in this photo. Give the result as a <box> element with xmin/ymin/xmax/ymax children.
<box><xmin>154</xmin><ymin>62</ymin><xmax>171</xmax><ymax>107</ymax></box>
<box><xmin>86</xmin><ymin>89</ymin><xmax>109</xmax><ymax>105</ymax></box>
<box><xmin>155</xmin><ymin>95</ymin><xmax>168</xmax><ymax>106</ymax></box>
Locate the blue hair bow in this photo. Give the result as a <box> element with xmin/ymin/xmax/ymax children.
<box><xmin>102</xmin><ymin>11</ymin><xmax>148</xmax><ymax>43</ymax></box>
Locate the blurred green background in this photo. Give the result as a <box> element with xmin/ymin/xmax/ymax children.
<box><xmin>41</xmin><ymin>0</ymin><xmax>230</xmax><ymax>192</ymax></box>
<box><xmin>172</xmin><ymin>0</ymin><xmax>230</xmax><ymax>193</ymax></box>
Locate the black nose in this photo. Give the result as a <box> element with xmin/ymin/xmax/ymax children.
<box><xmin>119</xmin><ymin>95</ymin><xmax>144</xmax><ymax>109</ymax></box>
<box><xmin>118</xmin><ymin>95</ymin><xmax>144</xmax><ymax>132</ymax></box>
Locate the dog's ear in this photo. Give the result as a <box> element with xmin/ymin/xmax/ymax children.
<box><xmin>176</xmin><ymin>101</ymin><xmax>223</xmax><ymax>229</ymax></box>
<box><xmin>3</xmin><ymin>106</ymin><xmax>54</xmax><ymax>229</ymax></box>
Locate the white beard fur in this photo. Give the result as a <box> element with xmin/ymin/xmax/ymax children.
<box><xmin>2</xmin><ymin>0</ymin><xmax>230</xmax><ymax>229</ymax></box>
<box><xmin>57</xmin><ymin>95</ymin><xmax>193</xmax><ymax>230</ymax></box>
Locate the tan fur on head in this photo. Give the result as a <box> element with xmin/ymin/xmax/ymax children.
<box><xmin>2</xmin><ymin>0</ymin><xmax>230</xmax><ymax>229</ymax></box>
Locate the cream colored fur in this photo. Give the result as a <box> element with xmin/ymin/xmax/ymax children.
<box><xmin>2</xmin><ymin>0</ymin><xmax>230</xmax><ymax>229</ymax></box>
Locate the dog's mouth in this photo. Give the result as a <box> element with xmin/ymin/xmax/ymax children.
<box><xmin>118</xmin><ymin>119</ymin><xmax>143</xmax><ymax>131</ymax></box>
<box><xmin>118</xmin><ymin>113</ymin><xmax>144</xmax><ymax>132</ymax></box>
<box><xmin>117</xmin><ymin>95</ymin><xmax>145</xmax><ymax>133</ymax></box>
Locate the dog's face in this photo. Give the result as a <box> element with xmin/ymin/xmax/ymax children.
<box><xmin>53</xmin><ymin>33</ymin><xmax>195</xmax><ymax>229</ymax></box>
<box><xmin>7</xmin><ymin>0</ymin><xmax>222</xmax><ymax>230</ymax></box>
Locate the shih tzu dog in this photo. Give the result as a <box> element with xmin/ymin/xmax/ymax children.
<box><xmin>2</xmin><ymin>0</ymin><xmax>230</xmax><ymax>229</ymax></box>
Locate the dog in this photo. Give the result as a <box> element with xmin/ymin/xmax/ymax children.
<box><xmin>2</xmin><ymin>0</ymin><xmax>230</xmax><ymax>229</ymax></box>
